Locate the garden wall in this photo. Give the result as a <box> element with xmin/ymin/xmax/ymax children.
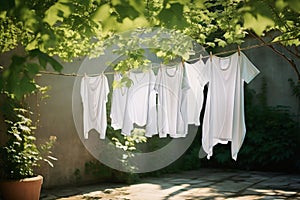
<box><xmin>0</xmin><ymin>43</ymin><xmax>299</xmax><ymax>188</ymax></box>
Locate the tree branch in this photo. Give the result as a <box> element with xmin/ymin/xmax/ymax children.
<box><xmin>250</xmin><ymin>32</ymin><xmax>300</xmax><ymax>83</ymax></box>
<box><xmin>279</xmin><ymin>44</ymin><xmax>300</xmax><ymax>59</ymax></box>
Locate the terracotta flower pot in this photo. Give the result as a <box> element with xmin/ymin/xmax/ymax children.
<box><xmin>0</xmin><ymin>175</ymin><xmax>43</xmax><ymax>200</ymax></box>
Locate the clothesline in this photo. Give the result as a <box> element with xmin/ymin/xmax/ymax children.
<box><xmin>39</xmin><ymin>37</ymin><xmax>296</xmax><ymax>77</ymax></box>
<box><xmin>188</xmin><ymin>37</ymin><xmax>297</xmax><ymax>62</ymax></box>
<box><xmin>80</xmin><ymin>48</ymin><xmax>260</xmax><ymax>160</ymax></box>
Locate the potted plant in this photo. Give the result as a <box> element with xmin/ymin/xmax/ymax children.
<box><xmin>0</xmin><ymin>101</ymin><xmax>56</xmax><ymax>200</ymax></box>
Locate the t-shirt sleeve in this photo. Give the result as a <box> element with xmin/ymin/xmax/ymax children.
<box><xmin>80</xmin><ymin>77</ymin><xmax>85</xmax><ymax>103</ymax></box>
<box><xmin>197</xmin><ymin>60</ymin><xmax>209</xmax><ymax>87</ymax></box>
<box><xmin>201</xmin><ymin>59</ymin><xmax>211</xmax><ymax>85</ymax></box>
<box><xmin>182</xmin><ymin>67</ymin><xmax>190</xmax><ymax>91</ymax></box>
<box><xmin>241</xmin><ymin>52</ymin><xmax>260</xmax><ymax>84</ymax></box>
<box><xmin>104</xmin><ymin>75</ymin><xmax>109</xmax><ymax>102</ymax></box>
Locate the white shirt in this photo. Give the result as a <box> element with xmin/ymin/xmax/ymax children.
<box><xmin>80</xmin><ymin>74</ymin><xmax>109</xmax><ymax>139</ymax></box>
<box><xmin>155</xmin><ymin>63</ymin><xmax>190</xmax><ymax>138</ymax></box>
<box><xmin>110</xmin><ymin>73</ymin><xmax>128</xmax><ymax>130</ymax></box>
<box><xmin>110</xmin><ymin>70</ymin><xmax>157</xmax><ymax>137</ymax></box>
<box><xmin>202</xmin><ymin>52</ymin><xmax>260</xmax><ymax>160</ymax></box>
<box><xmin>185</xmin><ymin>60</ymin><xmax>206</xmax><ymax>126</ymax></box>
<box><xmin>122</xmin><ymin>70</ymin><xmax>157</xmax><ymax>137</ymax></box>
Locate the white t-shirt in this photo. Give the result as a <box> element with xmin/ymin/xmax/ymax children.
<box><xmin>202</xmin><ymin>52</ymin><xmax>260</xmax><ymax>160</ymax></box>
<box><xmin>80</xmin><ymin>74</ymin><xmax>109</xmax><ymax>139</ymax></box>
<box><xmin>185</xmin><ymin>60</ymin><xmax>206</xmax><ymax>126</ymax></box>
<box><xmin>110</xmin><ymin>70</ymin><xmax>157</xmax><ymax>137</ymax></box>
<box><xmin>110</xmin><ymin>73</ymin><xmax>128</xmax><ymax>130</ymax></box>
<box><xmin>122</xmin><ymin>70</ymin><xmax>157</xmax><ymax>137</ymax></box>
<box><xmin>155</xmin><ymin>63</ymin><xmax>190</xmax><ymax>138</ymax></box>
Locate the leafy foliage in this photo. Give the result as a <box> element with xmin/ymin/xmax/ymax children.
<box><xmin>0</xmin><ymin>50</ymin><xmax>62</xmax><ymax>100</ymax></box>
<box><xmin>184</xmin><ymin>0</ymin><xmax>247</xmax><ymax>47</ymax></box>
<box><xmin>0</xmin><ymin>17</ymin><xmax>23</xmax><ymax>53</ymax></box>
<box><xmin>111</xmin><ymin>128</ymin><xmax>147</xmax><ymax>174</ymax></box>
<box><xmin>1</xmin><ymin>0</ymin><xmax>300</xmax><ymax>100</ymax></box>
<box><xmin>238</xmin><ymin>105</ymin><xmax>299</xmax><ymax>171</ymax></box>
<box><xmin>1</xmin><ymin>109</ymin><xmax>41</xmax><ymax>179</ymax></box>
<box><xmin>2</xmin><ymin>0</ymin><xmax>300</xmax><ymax>58</ymax></box>
<box><xmin>242</xmin><ymin>0</ymin><xmax>300</xmax><ymax>46</ymax></box>
<box><xmin>0</xmin><ymin>107</ymin><xmax>57</xmax><ymax>179</ymax></box>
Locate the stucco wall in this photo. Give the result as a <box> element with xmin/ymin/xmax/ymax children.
<box><xmin>31</xmin><ymin>57</ymin><xmax>111</xmax><ymax>188</ymax></box>
<box><xmin>1</xmin><ymin>43</ymin><xmax>299</xmax><ymax>188</ymax></box>
<box><xmin>242</xmin><ymin>41</ymin><xmax>300</xmax><ymax>114</ymax></box>
<box><xmin>37</xmin><ymin>45</ymin><xmax>300</xmax><ymax>188</ymax></box>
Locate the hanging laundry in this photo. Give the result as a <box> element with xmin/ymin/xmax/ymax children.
<box><xmin>184</xmin><ymin>60</ymin><xmax>207</xmax><ymax>126</ymax></box>
<box><xmin>110</xmin><ymin>70</ymin><xmax>157</xmax><ymax>137</ymax></box>
<box><xmin>201</xmin><ymin>51</ymin><xmax>260</xmax><ymax>160</ymax></box>
<box><xmin>80</xmin><ymin>74</ymin><xmax>109</xmax><ymax>139</ymax></box>
<box><xmin>155</xmin><ymin>63</ymin><xmax>190</xmax><ymax>138</ymax></box>
<box><xmin>110</xmin><ymin>73</ymin><xmax>128</xmax><ymax>130</ymax></box>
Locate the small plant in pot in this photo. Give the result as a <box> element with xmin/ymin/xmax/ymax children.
<box><xmin>0</xmin><ymin>105</ymin><xmax>57</xmax><ymax>200</ymax></box>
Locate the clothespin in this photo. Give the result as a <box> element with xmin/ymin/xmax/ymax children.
<box><xmin>237</xmin><ymin>45</ymin><xmax>241</xmax><ymax>56</ymax></box>
<box><xmin>209</xmin><ymin>51</ymin><xmax>212</xmax><ymax>62</ymax></box>
<box><xmin>199</xmin><ymin>54</ymin><xmax>203</xmax><ymax>61</ymax></box>
<box><xmin>181</xmin><ymin>57</ymin><xmax>185</xmax><ymax>67</ymax></box>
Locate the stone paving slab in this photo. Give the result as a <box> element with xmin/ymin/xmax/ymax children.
<box><xmin>213</xmin><ymin>180</ymin><xmax>254</xmax><ymax>193</ymax></box>
<box><xmin>40</xmin><ymin>168</ymin><xmax>300</xmax><ymax>200</ymax></box>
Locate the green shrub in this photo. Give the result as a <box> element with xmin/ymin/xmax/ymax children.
<box><xmin>0</xmin><ymin>108</ymin><xmax>56</xmax><ymax>180</ymax></box>
<box><xmin>238</xmin><ymin>105</ymin><xmax>299</xmax><ymax>171</ymax></box>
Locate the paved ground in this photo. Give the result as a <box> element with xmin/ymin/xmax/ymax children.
<box><xmin>41</xmin><ymin>168</ymin><xmax>300</xmax><ymax>200</ymax></box>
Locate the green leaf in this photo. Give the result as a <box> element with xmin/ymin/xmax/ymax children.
<box><xmin>114</xmin><ymin>4</ymin><xmax>140</xmax><ymax>21</ymax></box>
<box><xmin>18</xmin><ymin>7</ymin><xmax>40</xmax><ymax>33</ymax></box>
<box><xmin>214</xmin><ymin>38</ymin><xmax>227</xmax><ymax>47</ymax></box>
<box><xmin>158</xmin><ymin>3</ymin><xmax>188</xmax><ymax>29</ymax></box>
<box><xmin>181</xmin><ymin>52</ymin><xmax>190</xmax><ymax>60</ymax></box>
<box><xmin>29</xmin><ymin>50</ymin><xmax>63</xmax><ymax>72</ymax></box>
<box><xmin>121</xmin><ymin>76</ymin><xmax>133</xmax><ymax>88</ymax></box>
<box><xmin>19</xmin><ymin>77</ymin><xmax>36</xmax><ymax>94</ymax></box>
<box><xmin>112</xmin><ymin>80</ymin><xmax>121</xmax><ymax>89</ymax></box>
<box><xmin>129</xmin><ymin>0</ymin><xmax>146</xmax><ymax>14</ymax></box>
<box><xmin>38</xmin><ymin>56</ymin><xmax>47</xmax><ymax>68</ymax></box>
<box><xmin>275</xmin><ymin>0</ymin><xmax>288</xmax><ymax>10</ymax></box>
<box><xmin>11</xmin><ymin>55</ymin><xmax>26</xmax><ymax>67</ymax></box>
<box><xmin>26</xmin><ymin>63</ymin><xmax>40</xmax><ymax>78</ymax></box>
<box><xmin>26</xmin><ymin>37</ymin><xmax>39</xmax><ymax>51</ymax></box>
<box><xmin>13</xmin><ymin>133</ymin><xmax>22</xmax><ymax>141</ymax></box>
<box><xmin>43</xmin><ymin>0</ymin><xmax>72</xmax><ymax>26</ymax></box>
<box><xmin>91</xmin><ymin>4</ymin><xmax>111</xmax><ymax>23</ymax></box>
<box><xmin>241</xmin><ymin>0</ymin><xmax>276</xmax><ymax>36</ymax></box>
<box><xmin>111</xmin><ymin>0</ymin><xmax>122</xmax><ymax>6</ymax></box>
<box><xmin>286</xmin><ymin>0</ymin><xmax>300</xmax><ymax>12</ymax></box>
<box><xmin>243</xmin><ymin>12</ymin><xmax>275</xmax><ymax>36</ymax></box>
<box><xmin>47</xmin><ymin>155</ymin><xmax>58</xmax><ymax>161</ymax></box>
<box><xmin>116</xmin><ymin>16</ymin><xmax>149</xmax><ymax>32</ymax></box>
<box><xmin>47</xmin><ymin>57</ymin><xmax>63</xmax><ymax>72</ymax></box>
<box><xmin>43</xmin><ymin>159</ymin><xmax>54</xmax><ymax>167</ymax></box>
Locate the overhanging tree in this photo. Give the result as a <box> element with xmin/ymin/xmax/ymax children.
<box><xmin>0</xmin><ymin>0</ymin><xmax>300</xmax><ymax>99</ymax></box>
